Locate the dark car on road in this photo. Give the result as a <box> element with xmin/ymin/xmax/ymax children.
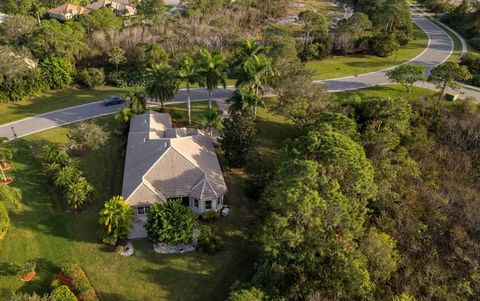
<box><xmin>103</xmin><ymin>95</ymin><xmax>125</xmax><ymax>106</ymax></box>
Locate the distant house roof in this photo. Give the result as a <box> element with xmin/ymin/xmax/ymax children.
<box><xmin>47</xmin><ymin>3</ymin><xmax>91</xmax><ymax>17</ymax></box>
<box><xmin>0</xmin><ymin>13</ymin><xmax>8</xmax><ymax>23</ymax></box>
<box><xmin>122</xmin><ymin>111</ymin><xmax>227</xmax><ymax>206</ymax></box>
<box><xmin>86</xmin><ymin>0</ymin><xmax>136</xmax><ymax>14</ymax></box>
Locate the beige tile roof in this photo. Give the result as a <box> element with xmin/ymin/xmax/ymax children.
<box><xmin>122</xmin><ymin>111</ymin><xmax>227</xmax><ymax>207</ymax></box>
<box><xmin>47</xmin><ymin>3</ymin><xmax>90</xmax><ymax>15</ymax></box>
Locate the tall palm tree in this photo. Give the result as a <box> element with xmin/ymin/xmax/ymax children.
<box><xmin>145</xmin><ymin>64</ymin><xmax>180</xmax><ymax>111</ymax></box>
<box><xmin>200</xmin><ymin>109</ymin><xmax>223</xmax><ymax>137</ymax></box>
<box><xmin>126</xmin><ymin>90</ymin><xmax>147</xmax><ymax>114</ymax></box>
<box><xmin>0</xmin><ymin>138</ymin><xmax>12</xmax><ymax>182</ymax></box>
<box><xmin>174</xmin><ymin>56</ymin><xmax>202</xmax><ymax>125</ymax></box>
<box><xmin>30</xmin><ymin>2</ymin><xmax>46</xmax><ymax>26</ymax></box>
<box><xmin>227</xmin><ymin>87</ymin><xmax>263</xmax><ymax>118</ymax></box>
<box><xmin>99</xmin><ymin>196</ymin><xmax>135</xmax><ymax>242</ymax></box>
<box><xmin>197</xmin><ymin>48</ymin><xmax>227</xmax><ymax>109</ymax></box>
<box><xmin>233</xmin><ymin>39</ymin><xmax>265</xmax><ymax>69</ymax></box>
<box><xmin>236</xmin><ymin>55</ymin><xmax>275</xmax><ymax>116</ymax></box>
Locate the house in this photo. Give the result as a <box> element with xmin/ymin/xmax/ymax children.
<box><xmin>122</xmin><ymin>111</ymin><xmax>227</xmax><ymax>239</ymax></box>
<box><xmin>47</xmin><ymin>3</ymin><xmax>91</xmax><ymax>21</ymax></box>
<box><xmin>86</xmin><ymin>0</ymin><xmax>137</xmax><ymax>16</ymax></box>
<box><xmin>0</xmin><ymin>13</ymin><xmax>8</xmax><ymax>24</ymax></box>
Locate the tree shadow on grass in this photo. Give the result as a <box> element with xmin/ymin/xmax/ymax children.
<box><xmin>0</xmin><ymin>262</ymin><xmax>21</xmax><ymax>276</ymax></box>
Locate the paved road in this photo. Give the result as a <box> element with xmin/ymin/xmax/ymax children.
<box><xmin>1</xmin><ymin>6</ymin><xmax>480</xmax><ymax>140</ymax></box>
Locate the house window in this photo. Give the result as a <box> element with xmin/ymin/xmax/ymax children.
<box><xmin>205</xmin><ymin>200</ymin><xmax>212</xmax><ymax>210</ymax></box>
<box><xmin>137</xmin><ymin>206</ymin><xmax>150</xmax><ymax>215</ymax></box>
<box><xmin>194</xmin><ymin>198</ymin><xmax>199</xmax><ymax>208</ymax></box>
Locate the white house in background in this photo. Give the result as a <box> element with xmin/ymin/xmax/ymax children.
<box><xmin>0</xmin><ymin>13</ymin><xmax>8</xmax><ymax>23</ymax></box>
<box><xmin>86</xmin><ymin>0</ymin><xmax>137</xmax><ymax>16</ymax></box>
<box><xmin>122</xmin><ymin>111</ymin><xmax>227</xmax><ymax>239</ymax></box>
<box><xmin>47</xmin><ymin>3</ymin><xmax>91</xmax><ymax>21</ymax></box>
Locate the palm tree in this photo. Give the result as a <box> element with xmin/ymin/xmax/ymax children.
<box><xmin>145</xmin><ymin>64</ymin><xmax>180</xmax><ymax>111</ymax></box>
<box><xmin>30</xmin><ymin>2</ymin><xmax>45</xmax><ymax>25</ymax></box>
<box><xmin>227</xmin><ymin>87</ymin><xmax>263</xmax><ymax>117</ymax></box>
<box><xmin>65</xmin><ymin>179</ymin><xmax>93</xmax><ymax>210</ymax></box>
<box><xmin>174</xmin><ymin>56</ymin><xmax>202</xmax><ymax>125</ymax></box>
<box><xmin>99</xmin><ymin>196</ymin><xmax>135</xmax><ymax>244</ymax></box>
<box><xmin>54</xmin><ymin>165</ymin><xmax>80</xmax><ymax>188</ymax></box>
<box><xmin>233</xmin><ymin>39</ymin><xmax>265</xmax><ymax>69</ymax></box>
<box><xmin>0</xmin><ymin>138</ymin><xmax>12</xmax><ymax>182</ymax></box>
<box><xmin>197</xmin><ymin>48</ymin><xmax>227</xmax><ymax>109</ymax></box>
<box><xmin>200</xmin><ymin>109</ymin><xmax>223</xmax><ymax>137</ymax></box>
<box><xmin>115</xmin><ymin>107</ymin><xmax>134</xmax><ymax>126</ymax></box>
<box><xmin>0</xmin><ymin>185</ymin><xmax>22</xmax><ymax>211</ymax></box>
<box><xmin>126</xmin><ymin>90</ymin><xmax>147</xmax><ymax>114</ymax></box>
<box><xmin>236</xmin><ymin>55</ymin><xmax>275</xmax><ymax>116</ymax></box>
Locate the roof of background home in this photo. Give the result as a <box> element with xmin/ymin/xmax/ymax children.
<box><xmin>122</xmin><ymin>111</ymin><xmax>227</xmax><ymax>206</ymax></box>
<box><xmin>0</xmin><ymin>13</ymin><xmax>8</xmax><ymax>23</ymax></box>
<box><xmin>47</xmin><ymin>3</ymin><xmax>90</xmax><ymax>15</ymax></box>
<box><xmin>86</xmin><ymin>0</ymin><xmax>136</xmax><ymax>10</ymax></box>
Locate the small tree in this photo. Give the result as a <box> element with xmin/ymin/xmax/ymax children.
<box><xmin>108</xmin><ymin>46</ymin><xmax>126</xmax><ymax>71</ymax></box>
<box><xmin>370</xmin><ymin>34</ymin><xmax>399</xmax><ymax>57</ymax></box>
<box><xmin>99</xmin><ymin>196</ymin><xmax>134</xmax><ymax>245</ymax></box>
<box><xmin>64</xmin><ymin>178</ymin><xmax>94</xmax><ymax>210</ymax></box>
<box><xmin>386</xmin><ymin>64</ymin><xmax>426</xmax><ymax>93</ymax></box>
<box><xmin>145</xmin><ymin>200</ymin><xmax>196</xmax><ymax>245</ymax></box>
<box><xmin>220</xmin><ymin>112</ymin><xmax>257</xmax><ymax>168</ymax></box>
<box><xmin>427</xmin><ymin>62</ymin><xmax>472</xmax><ymax>99</ymax></box>
<box><xmin>66</xmin><ymin>121</ymin><xmax>109</xmax><ymax>155</ymax></box>
<box><xmin>200</xmin><ymin>109</ymin><xmax>223</xmax><ymax>136</ymax></box>
<box><xmin>115</xmin><ymin>107</ymin><xmax>134</xmax><ymax>127</ymax></box>
<box><xmin>40</xmin><ymin>57</ymin><xmax>75</xmax><ymax>90</ymax></box>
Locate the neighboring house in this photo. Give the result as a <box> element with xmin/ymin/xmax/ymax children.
<box><xmin>122</xmin><ymin>111</ymin><xmax>227</xmax><ymax>239</ymax></box>
<box><xmin>86</xmin><ymin>0</ymin><xmax>137</xmax><ymax>16</ymax></box>
<box><xmin>47</xmin><ymin>3</ymin><xmax>91</xmax><ymax>21</ymax></box>
<box><xmin>0</xmin><ymin>13</ymin><xmax>8</xmax><ymax>24</ymax></box>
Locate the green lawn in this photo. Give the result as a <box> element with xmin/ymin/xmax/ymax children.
<box><xmin>307</xmin><ymin>24</ymin><xmax>429</xmax><ymax>80</ymax></box>
<box><xmin>0</xmin><ymin>87</ymin><xmax>130</xmax><ymax>125</ymax></box>
<box><xmin>334</xmin><ymin>84</ymin><xmax>436</xmax><ymax>101</ymax></box>
<box><xmin>0</xmin><ymin>106</ymin><xmax>259</xmax><ymax>300</ymax></box>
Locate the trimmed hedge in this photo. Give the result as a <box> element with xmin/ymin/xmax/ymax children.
<box><xmin>60</xmin><ymin>263</ymin><xmax>98</xmax><ymax>301</ymax></box>
<box><xmin>50</xmin><ymin>285</ymin><xmax>77</xmax><ymax>301</ymax></box>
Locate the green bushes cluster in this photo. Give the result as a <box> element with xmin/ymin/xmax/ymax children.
<box><xmin>201</xmin><ymin>211</ymin><xmax>220</xmax><ymax>221</ymax></box>
<box><xmin>0</xmin><ymin>69</ymin><xmax>48</xmax><ymax>103</ymax></box>
<box><xmin>77</xmin><ymin>68</ymin><xmax>105</xmax><ymax>88</ymax></box>
<box><xmin>50</xmin><ymin>285</ymin><xmax>77</xmax><ymax>301</ymax></box>
<box><xmin>41</xmin><ymin>145</ymin><xmax>94</xmax><ymax>209</ymax></box>
<box><xmin>60</xmin><ymin>263</ymin><xmax>98</xmax><ymax>301</ymax></box>
<box><xmin>196</xmin><ymin>225</ymin><xmax>224</xmax><ymax>254</ymax></box>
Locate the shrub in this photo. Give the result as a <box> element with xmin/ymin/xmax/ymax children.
<box><xmin>220</xmin><ymin>112</ymin><xmax>257</xmax><ymax>168</ymax></box>
<box><xmin>77</xmin><ymin>68</ymin><xmax>104</xmax><ymax>88</ymax></box>
<box><xmin>470</xmin><ymin>37</ymin><xmax>480</xmax><ymax>51</ymax></box>
<box><xmin>228</xmin><ymin>287</ymin><xmax>265</xmax><ymax>301</ymax></box>
<box><xmin>66</xmin><ymin>121</ymin><xmax>109</xmax><ymax>155</ymax></box>
<box><xmin>201</xmin><ymin>211</ymin><xmax>219</xmax><ymax>221</ymax></box>
<box><xmin>60</xmin><ymin>263</ymin><xmax>98</xmax><ymax>301</ymax></box>
<box><xmin>145</xmin><ymin>200</ymin><xmax>196</xmax><ymax>245</ymax></box>
<box><xmin>40</xmin><ymin>57</ymin><xmax>75</xmax><ymax>90</ymax></box>
<box><xmin>196</xmin><ymin>225</ymin><xmax>224</xmax><ymax>254</ymax></box>
<box><xmin>7</xmin><ymin>292</ymin><xmax>50</xmax><ymax>301</ymax></box>
<box><xmin>369</xmin><ymin>34</ymin><xmax>400</xmax><ymax>57</ymax></box>
<box><xmin>0</xmin><ymin>69</ymin><xmax>48</xmax><ymax>103</ymax></box>
<box><xmin>0</xmin><ymin>202</ymin><xmax>10</xmax><ymax>241</ymax></box>
<box><xmin>107</xmin><ymin>70</ymin><xmax>128</xmax><ymax>87</ymax></box>
<box><xmin>50</xmin><ymin>285</ymin><xmax>77</xmax><ymax>301</ymax></box>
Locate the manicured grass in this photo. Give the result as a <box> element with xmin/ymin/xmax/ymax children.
<box><xmin>0</xmin><ymin>107</ymin><xmax>260</xmax><ymax>300</ymax></box>
<box><xmin>161</xmin><ymin>101</ymin><xmax>221</xmax><ymax>128</ymax></box>
<box><xmin>0</xmin><ymin>87</ymin><xmax>130</xmax><ymax>125</ymax></box>
<box><xmin>334</xmin><ymin>84</ymin><xmax>436</xmax><ymax>101</ymax></box>
<box><xmin>307</xmin><ymin>24</ymin><xmax>429</xmax><ymax>80</ymax></box>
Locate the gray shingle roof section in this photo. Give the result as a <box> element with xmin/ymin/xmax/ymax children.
<box><xmin>122</xmin><ymin>111</ymin><xmax>227</xmax><ymax>206</ymax></box>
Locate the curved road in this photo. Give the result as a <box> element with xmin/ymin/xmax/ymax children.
<box><xmin>1</xmin><ymin>6</ymin><xmax>479</xmax><ymax>140</ymax></box>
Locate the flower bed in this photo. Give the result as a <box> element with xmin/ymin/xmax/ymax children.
<box><xmin>57</xmin><ymin>263</ymin><xmax>98</xmax><ymax>301</ymax></box>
